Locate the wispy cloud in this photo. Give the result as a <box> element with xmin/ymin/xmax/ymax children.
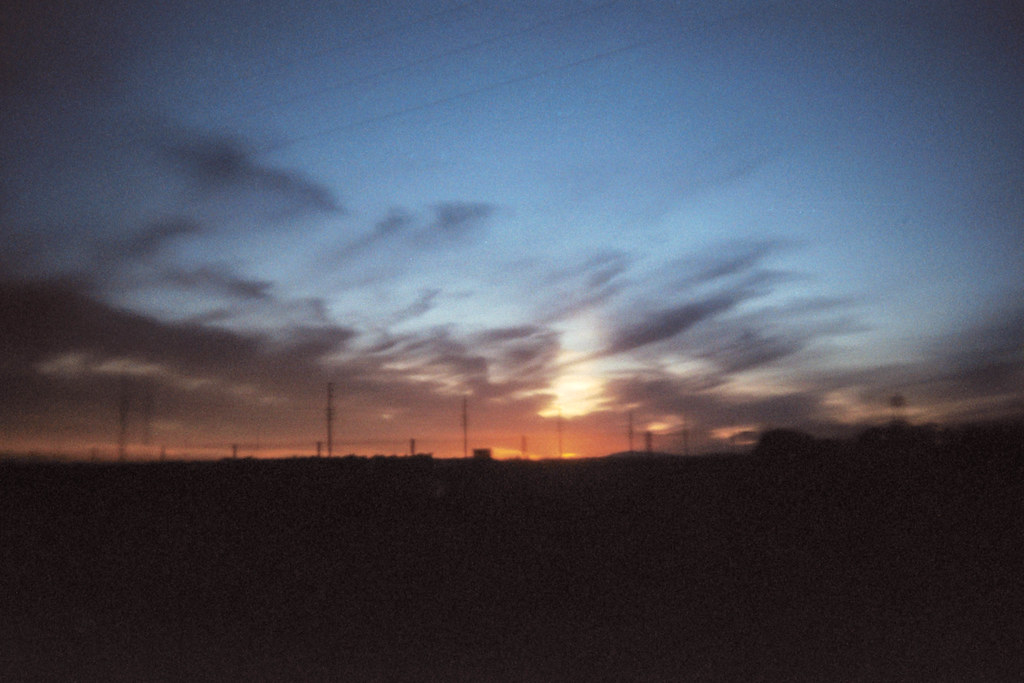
<box><xmin>538</xmin><ymin>250</ymin><xmax>633</xmax><ymax>322</ymax></box>
<box><xmin>331</xmin><ymin>208</ymin><xmax>415</xmax><ymax>262</ymax></box>
<box><xmin>161</xmin><ymin>265</ymin><xmax>272</xmax><ymax>301</ymax></box>
<box><xmin>124</xmin><ymin>218</ymin><xmax>206</xmax><ymax>259</ymax></box>
<box><xmin>418</xmin><ymin>202</ymin><xmax>496</xmax><ymax>245</ymax></box>
<box><xmin>606</xmin><ymin>295</ymin><xmax>739</xmax><ymax>356</ymax></box>
<box><xmin>388</xmin><ymin>288</ymin><xmax>441</xmax><ymax>325</ymax></box>
<box><xmin>162</xmin><ymin>132</ymin><xmax>343</xmax><ymax>215</ymax></box>
<box><xmin>0</xmin><ymin>279</ymin><xmax>363</xmax><ymax>447</ymax></box>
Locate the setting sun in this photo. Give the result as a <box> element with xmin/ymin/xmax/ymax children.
<box><xmin>539</xmin><ymin>363</ymin><xmax>608</xmax><ymax>419</ymax></box>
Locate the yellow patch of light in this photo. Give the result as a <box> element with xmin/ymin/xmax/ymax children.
<box><xmin>664</xmin><ymin>356</ymin><xmax>714</xmax><ymax>376</ymax></box>
<box><xmin>490</xmin><ymin>446</ymin><xmax>539</xmax><ymax>460</ymax></box>
<box><xmin>384</xmin><ymin>361</ymin><xmax>464</xmax><ymax>395</ymax></box>
<box><xmin>710</xmin><ymin>425</ymin><xmax>760</xmax><ymax>444</ymax></box>
<box><xmin>645</xmin><ymin>418</ymin><xmax>682</xmax><ymax>433</ymax></box>
<box><xmin>714</xmin><ymin>371</ymin><xmax>805</xmax><ymax>400</ymax></box>
<box><xmin>538</xmin><ymin>365</ymin><xmax>607</xmax><ymax>418</ymax></box>
<box><xmin>821</xmin><ymin>389</ymin><xmax>883</xmax><ymax>424</ymax></box>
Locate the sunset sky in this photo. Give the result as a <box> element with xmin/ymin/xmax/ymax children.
<box><xmin>2</xmin><ymin>0</ymin><xmax>1022</xmax><ymax>459</ymax></box>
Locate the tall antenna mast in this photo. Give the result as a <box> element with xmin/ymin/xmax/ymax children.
<box><xmin>141</xmin><ymin>387</ymin><xmax>153</xmax><ymax>448</ymax></box>
<box><xmin>462</xmin><ymin>396</ymin><xmax>468</xmax><ymax>458</ymax></box>
<box><xmin>682</xmin><ymin>414</ymin><xmax>689</xmax><ymax>457</ymax></box>
<box><xmin>557</xmin><ymin>408</ymin><xmax>563</xmax><ymax>458</ymax></box>
<box><xmin>628</xmin><ymin>411</ymin><xmax>634</xmax><ymax>455</ymax></box>
<box><xmin>326</xmin><ymin>382</ymin><xmax>334</xmax><ymax>458</ymax></box>
<box><xmin>117</xmin><ymin>377</ymin><xmax>129</xmax><ymax>461</ymax></box>
<box><xmin>889</xmin><ymin>393</ymin><xmax>906</xmax><ymax>424</ymax></box>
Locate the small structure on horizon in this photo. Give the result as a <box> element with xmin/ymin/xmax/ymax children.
<box><xmin>890</xmin><ymin>394</ymin><xmax>907</xmax><ymax>424</ymax></box>
<box><xmin>472</xmin><ymin>448</ymin><xmax>492</xmax><ymax>461</ymax></box>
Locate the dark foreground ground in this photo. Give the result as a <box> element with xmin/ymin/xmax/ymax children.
<box><xmin>2</xmin><ymin>445</ymin><xmax>1023</xmax><ymax>681</ymax></box>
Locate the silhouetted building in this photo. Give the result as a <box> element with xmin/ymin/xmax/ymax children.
<box><xmin>472</xmin><ymin>448</ymin><xmax>492</xmax><ymax>461</ymax></box>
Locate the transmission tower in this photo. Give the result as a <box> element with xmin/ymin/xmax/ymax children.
<box><xmin>117</xmin><ymin>378</ymin><xmax>129</xmax><ymax>461</ymax></box>
<box><xmin>141</xmin><ymin>388</ymin><xmax>153</xmax><ymax>447</ymax></box>
<box><xmin>462</xmin><ymin>396</ymin><xmax>468</xmax><ymax>458</ymax></box>
<box><xmin>557</xmin><ymin>409</ymin><xmax>563</xmax><ymax>458</ymax></box>
<box><xmin>628</xmin><ymin>411</ymin><xmax>634</xmax><ymax>455</ymax></box>
<box><xmin>326</xmin><ymin>382</ymin><xmax>335</xmax><ymax>457</ymax></box>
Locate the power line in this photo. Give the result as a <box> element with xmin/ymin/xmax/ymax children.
<box><xmin>176</xmin><ymin>1</ymin><xmax>485</xmax><ymax>109</ymax></box>
<box><xmin>238</xmin><ymin>0</ymin><xmax>622</xmax><ymax>122</ymax></box>
<box><xmin>258</xmin><ymin>32</ymin><xmax>660</xmax><ymax>156</ymax></box>
<box><xmin>326</xmin><ymin>382</ymin><xmax>334</xmax><ymax>457</ymax></box>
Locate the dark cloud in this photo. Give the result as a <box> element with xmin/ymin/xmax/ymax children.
<box><xmin>276</xmin><ymin>325</ymin><xmax>355</xmax><ymax>360</ymax></box>
<box><xmin>708</xmin><ymin>329</ymin><xmax>806</xmax><ymax>373</ymax></box>
<box><xmin>944</xmin><ymin>305</ymin><xmax>1024</xmax><ymax>393</ymax></box>
<box><xmin>375</xmin><ymin>209</ymin><xmax>414</xmax><ymax>237</ymax></box>
<box><xmin>163</xmin><ymin>133</ymin><xmax>342</xmax><ymax>215</ymax></box>
<box><xmin>125</xmin><ymin>218</ymin><xmax>206</xmax><ymax>259</ymax></box>
<box><xmin>326</xmin><ymin>202</ymin><xmax>492</xmax><ymax>280</ymax></box>
<box><xmin>421</xmin><ymin>202</ymin><xmax>496</xmax><ymax>243</ymax></box>
<box><xmin>677</xmin><ymin>239</ymin><xmax>792</xmax><ymax>288</ymax></box>
<box><xmin>583</xmin><ymin>252</ymin><xmax>631</xmax><ymax>290</ymax></box>
<box><xmin>688</xmin><ymin>296</ymin><xmax>863</xmax><ymax>375</ymax></box>
<box><xmin>480</xmin><ymin>327</ymin><xmax>561</xmax><ymax>386</ymax></box>
<box><xmin>0</xmin><ymin>279</ymin><xmax>360</xmax><ymax>446</ymax></box>
<box><xmin>162</xmin><ymin>266</ymin><xmax>272</xmax><ymax>301</ymax></box>
<box><xmin>601</xmin><ymin>370</ymin><xmax>840</xmax><ymax>452</ymax></box>
<box><xmin>547</xmin><ymin>251</ymin><xmax>631</xmax><ymax>290</ymax></box>
<box><xmin>0</xmin><ymin>279</ymin><xmax>258</xmax><ymax>387</ymax></box>
<box><xmin>367</xmin><ymin>324</ymin><xmax>561</xmax><ymax>402</ymax></box>
<box><xmin>607</xmin><ymin>295</ymin><xmax>738</xmax><ymax>356</ymax></box>
<box><xmin>776</xmin><ymin>302</ymin><xmax>1024</xmax><ymax>428</ymax></box>
<box><xmin>539</xmin><ymin>250</ymin><xmax>632</xmax><ymax>321</ymax></box>
<box><xmin>389</xmin><ymin>289</ymin><xmax>441</xmax><ymax>325</ymax></box>
<box><xmin>0</xmin><ymin>279</ymin><xmax>357</xmax><ymax>382</ymax></box>
<box><xmin>332</xmin><ymin>208</ymin><xmax>415</xmax><ymax>262</ymax></box>
<box><xmin>475</xmin><ymin>326</ymin><xmax>545</xmax><ymax>344</ymax></box>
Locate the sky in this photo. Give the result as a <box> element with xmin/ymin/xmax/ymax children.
<box><xmin>2</xmin><ymin>0</ymin><xmax>1023</xmax><ymax>459</ymax></box>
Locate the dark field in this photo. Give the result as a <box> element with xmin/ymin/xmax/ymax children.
<box><xmin>3</xmin><ymin>446</ymin><xmax>1023</xmax><ymax>681</ymax></box>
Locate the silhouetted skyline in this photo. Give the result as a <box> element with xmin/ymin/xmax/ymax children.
<box><xmin>2</xmin><ymin>1</ymin><xmax>1022</xmax><ymax>458</ymax></box>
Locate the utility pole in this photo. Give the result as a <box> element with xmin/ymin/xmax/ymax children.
<box><xmin>628</xmin><ymin>411</ymin><xmax>634</xmax><ymax>455</ymax></box>
<box><xmin>557</xmin><ymin>409</ymin><xmax>563</xmax><ymax>458</ymax></box>
<box><xmin>141</xmin><ymin>388</ymin><xmax>153</xmax><ymax>448</ymax></box>
<box><xmin>462</xmin><ymin>396</ymin><xmax>468</xmax><ymax>458</ymax></box>
<box><xmin>117</xmin><ymin>378</ymin><xmax>129</xmax><ymax>462</ymax></box>
<box><xmin>645</xmin><ymin>430</ymin><xmax>653</xmax><ymax>455</ymax></box>
<box><xmin>521</xmin><ymin>434</ymin><xmax>527</xmax><ymax>459</ymax></box>
<box><xmin>410</xmin><ymin>438</ymin><xmax>416</xmax><ymax>457</ymax></box>
<box><xmin>326</xmin><ymin>382</ymin><xmax>334</xmax><ymax>458</ymax></box>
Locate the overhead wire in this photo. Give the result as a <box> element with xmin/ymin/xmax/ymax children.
<box><xmin>251</xmin><ymin>6</ymin><xmax>760</xmax><ymax>157</ymax></box>
<box><xmin>176</xmin><ymin>0</ymin><xmax>485</xmax><ymax>108</ymax></box>
<box><xmin>238</xmin><ymin>0</ymin><xmax>622</xmax><ymax>123</ymax></box>
<box><xmin>258</xmin><ymin>28</ymin><xmax>661</xmax><ymax>155</ymax></box>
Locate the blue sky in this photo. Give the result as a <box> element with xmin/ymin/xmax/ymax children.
<box><xmin>2</xmin><ymin>0</ymin><xmax>1022</xmax><ymax>458</ymax></box>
